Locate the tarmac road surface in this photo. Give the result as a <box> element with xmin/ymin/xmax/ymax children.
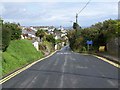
<box><xmin>2</xmin><ymin>46</ymin><xmax>119</xmax><ymax>88</ymax></box>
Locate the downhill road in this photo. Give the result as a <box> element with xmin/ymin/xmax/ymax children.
<box><xmin>2</xmin><ymin>46</ymin><xmax>119</xmax><ymax>88</ymax></box>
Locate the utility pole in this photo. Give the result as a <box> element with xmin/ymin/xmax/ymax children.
<box><xmin>76</xmin><ymin>13</ymin><xmax>78</xmax><ymax>24</ymax></box>
<box><xmin>71</xmin><ymin>0</ymin><xmax>91</xmax><ymax>31</ymax></box>
<box><xmin>74</xmin><ymin>0</ymin><xmax>91</xmax><ymax>27</ymax></box>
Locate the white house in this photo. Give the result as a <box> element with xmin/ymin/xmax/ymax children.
<box><xmin>30</xmin><ymin>26</ymin><xmax>37</xmax><ymax>32</ymax></box>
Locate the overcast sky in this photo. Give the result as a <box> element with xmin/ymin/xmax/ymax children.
<box><xmin>0</xmin><ymin>0</ymin><xmax>119</xmax><ymax>27</ymax></box>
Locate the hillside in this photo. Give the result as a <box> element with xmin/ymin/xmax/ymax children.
<box><xmin>2</xmin><ymin>40</ymin><xmax>43</xmax><ymax>76</ymax></box>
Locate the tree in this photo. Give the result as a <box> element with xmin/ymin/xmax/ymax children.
<box><xmin>117</xmin><ymin>20</ymin><xmax>120</xmax><ymax>37</ymax></box>
<box><xmin>35</xmin><ymin>29</ymin><xmax>45</xmax><ymax>42</ymax></box>
<box><xmin>0</xmin><ymin>18</ymin><xmax>3</xmax><ymax>50</ymax></box>
<box><xmin>91</xmin><ymin>22</ymin><xmax>103</xmax><ymax>32</ymax></box>
<box><xmin>11</xmin><ymin>23</ymin><xmax>22</xmax><ymax>40</ymax></box>
<box><xmin>46</xmin><ymin>34</ymin><xmax>55</xmax><ymax>46</ymax></box>
<box><xmin>3</xmin><ymin>22</ymin><xmax>22</xmax><ymax>40</ymax></box>
<box><xmin>67</xmin><ymin>30</ymin><xmax>77</xmax><ymax>50</ymax></box>
<box><xmin>2</xmin><ymin>25</ymin><xmax>11</xmax><ymax>51</ymax></box>
<box><xmin>68</xmin><ymin>19</ymin><xmax>119</xmax><ymax>52</ymax></box>
<box><xmin>2</xmin><ymin>22</ymin><xmax>22</xmax><ymax>51</ymax></box>
<box><xmin>73</xmin><ymin>22</ymin><xmax>81</xmax><ymax>30</ymax></box>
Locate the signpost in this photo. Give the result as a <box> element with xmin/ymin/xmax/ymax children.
<box><xmin>86</xmin><ymin>40</ymin><xmax>93</xmax><ymax>51</ymax></box>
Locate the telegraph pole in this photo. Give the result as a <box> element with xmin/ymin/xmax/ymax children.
<box><xmin>74</xmin><ymin>0</ymin><xmax>91</xmax><ymax>27</ymax></box>
<box><xmin>76</xmin><ymin>13</ymin><xmax>78</xmax><ymax>24</ymax></box>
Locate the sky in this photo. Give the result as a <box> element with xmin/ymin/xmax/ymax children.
<box><xmin>0</xmin><ymin>0</ymin><xmax>119</xmax><ymax>27</ymax></box>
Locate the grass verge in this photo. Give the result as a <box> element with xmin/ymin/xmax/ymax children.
<box><xmin>2</xmin><ymin>39</ymin><xmax>43</xmax><ymax>77</ymax></box>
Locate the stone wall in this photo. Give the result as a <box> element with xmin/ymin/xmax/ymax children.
<box><xmin>107</xmin><ymin>37</ymin><xmax>119</xmax><ymax>57</ymax></box>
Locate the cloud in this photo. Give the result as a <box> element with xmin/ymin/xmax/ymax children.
<box><xmin>0</xmin><ymin>0</ymin><xmax>119</xmax><ymax>2</ymax></box>
<box><xmin>1</xmin><ymin>2</ymin><xmax>118</xmax><ymax>27</ymax></box>
<box><xmin>0</xmin><ymin>3</ymin><xmax>6</xmax><ymax>16</ymax></box>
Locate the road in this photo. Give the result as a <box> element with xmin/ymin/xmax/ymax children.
<box><xmin>2</xmin><ymin>46</ymin><xmax>119</xmax><ymax>88</ymax></box>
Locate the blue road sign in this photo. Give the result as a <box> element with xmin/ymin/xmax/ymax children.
<box><xmin>86</xmin><ymin>40</ymin><xmax>93</xmax><ymax>45</ymax></box>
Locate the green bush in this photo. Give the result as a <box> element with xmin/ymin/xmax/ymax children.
<box><xmin>43</xmin><ymin>41</ymin><xmax>54</xmax><ymax>52</ymax></box>
<box><xmin>81</xmin><ymin>47</ymin><xmax>87</xmax><ymax>53</ymax></box>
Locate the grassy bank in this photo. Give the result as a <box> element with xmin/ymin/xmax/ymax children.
<box><xmin>2</xmin><ymin>40</ymin><xmax>43</xmax><ymax>76</ymax></box>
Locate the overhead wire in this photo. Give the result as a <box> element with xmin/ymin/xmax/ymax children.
<box><xmin>77</xmin><ymin>0</ymin><xmax>91</xmax><ymax>14</ymax></box>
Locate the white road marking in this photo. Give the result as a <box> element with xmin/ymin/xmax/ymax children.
<box><xmin>42</xmin><ymin>76</ymin><xmax>49</xmax><ymax>88</ymax></box>
<box><xmin>59</xmin><ymin>75</ymin><xmax>64</xmax><ymax>88</ymax></box>
<box><xmin>107</xmin><ymin>80</ymin><xmax>117</xmax><ymax>87</ymax></box>
<box><xmin>57</xmin><ymin>52</ymin><xmax>71</xmax><ymax>55</ymax></box>
<box><xmin>26</xmin><ymin>73</ymin><xmax>40</xmax><ymax>88</ymax></box>
<box><xmin>54</xmin><ymin>58</ymin><xmax>59</xmax><ymax>66</ymax></box>
<box><xmin>64</xmin><ymin>56</ymin><xmax>67</xmax><ymax>67</ymax></box>
<box><xmin>76</xmin><ymin>66</ymin><xmax>88</xmax><ymax>69</ymax></box>
<box><xmin>59</xmin><ymin>55</ymin><xmax>68</xmax><ymax>88</ymax></box>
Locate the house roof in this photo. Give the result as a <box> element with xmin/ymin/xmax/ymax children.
<box><xmin>22</xmin><ymin>30</ymin><xmax>36</xmax><ymax>35</ymax></box>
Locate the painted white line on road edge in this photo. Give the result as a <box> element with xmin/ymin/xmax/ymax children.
<box><xmin>93</xmin><ymin>55</ymin><xmax>120</xmax><ymax>68</ymax></box>
<box><xmin>80</xmin><ymin>53</ymin><xmax>90</xmax><ymax>55</ymax></box>
<box><xmin>0</xmin><ymin>50</ymin><xmax>58</xmax><ymax>84</ymax></box>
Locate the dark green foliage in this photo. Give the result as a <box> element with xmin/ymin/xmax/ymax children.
<box><xmin>68</xmin><ymin>19</ymin><xmax>119</xmax><ymax>52</ymax></box>
<box><xmin>2</xmin><ymin>27</ymin><xmax>11</xmax><ymax>52</ymax></box>
<box><xmin>35</xmin><ymin>29</ymin><xmax>45</xmax><ymax>42</ymax></box>
<box><xmin>73</xmin><ymin>22</ymin><xmax>80</xmax><ymax>30</ymax></box>
<box><xmin>97</xmin><ymin>33</ymin><xmax>107</xmax><ymax>46</ymax></box>
<box><xmin>102</xmin><ymin>19</ymin><xmax>117</xmax><ymax>39</ymax></box>
<box><xmin>46</xmin><ymin>34</ymin><xmax>55</xmax><ymax>46</ymax></box>
<box><xmin>2</xmin><ymin>22</ymin><xmax>22</xmax><ymax>51</ymax></box>
<box><xmin>67</xmin><ymin>30</ymin><xmax>77</xmax><ymax>50</ymax></box>
<box><xmin>117</xmin><ymin>20</ymin><xmax>120</xmax><ymax>37</ymax></box>
<box><xmin>3</xmin><ymin>22</ymin><xmax>22</xmax><ymax>40</ymax></box>
<box><xmin>55</xmin><ymin>39</ymin><xmax>62</xmax><ymax>44</ymax></box>
<box><xmin>0</xmin><ymin>19</ymin><xmax>3</xmax><ymax>50</ymax></box>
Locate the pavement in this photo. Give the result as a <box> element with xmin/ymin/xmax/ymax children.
<box><xmin>2</xmin><ymin>46</ymin><xmax>119</xmax><ymax>88</ymax></box>
<box><xmin>95</xmin><ymin>52</ymin><xmax>120</xmax><ymax>65</ymax></box>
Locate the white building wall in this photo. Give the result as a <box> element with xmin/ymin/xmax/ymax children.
<box><xmin>33</xmin><ymin>41</ymin><xmax>39</xmax><ymax>51</ymax></box>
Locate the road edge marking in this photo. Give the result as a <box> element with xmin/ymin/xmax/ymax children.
<box><xmin>0</xmin><ymin>50</ymin><xmax>58</xmax><ymax>84</ymax></box>
<box><xmin>93</xmin><ymin>55</ymin><xmax>120</xmax><ymax>68</ymax></box>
